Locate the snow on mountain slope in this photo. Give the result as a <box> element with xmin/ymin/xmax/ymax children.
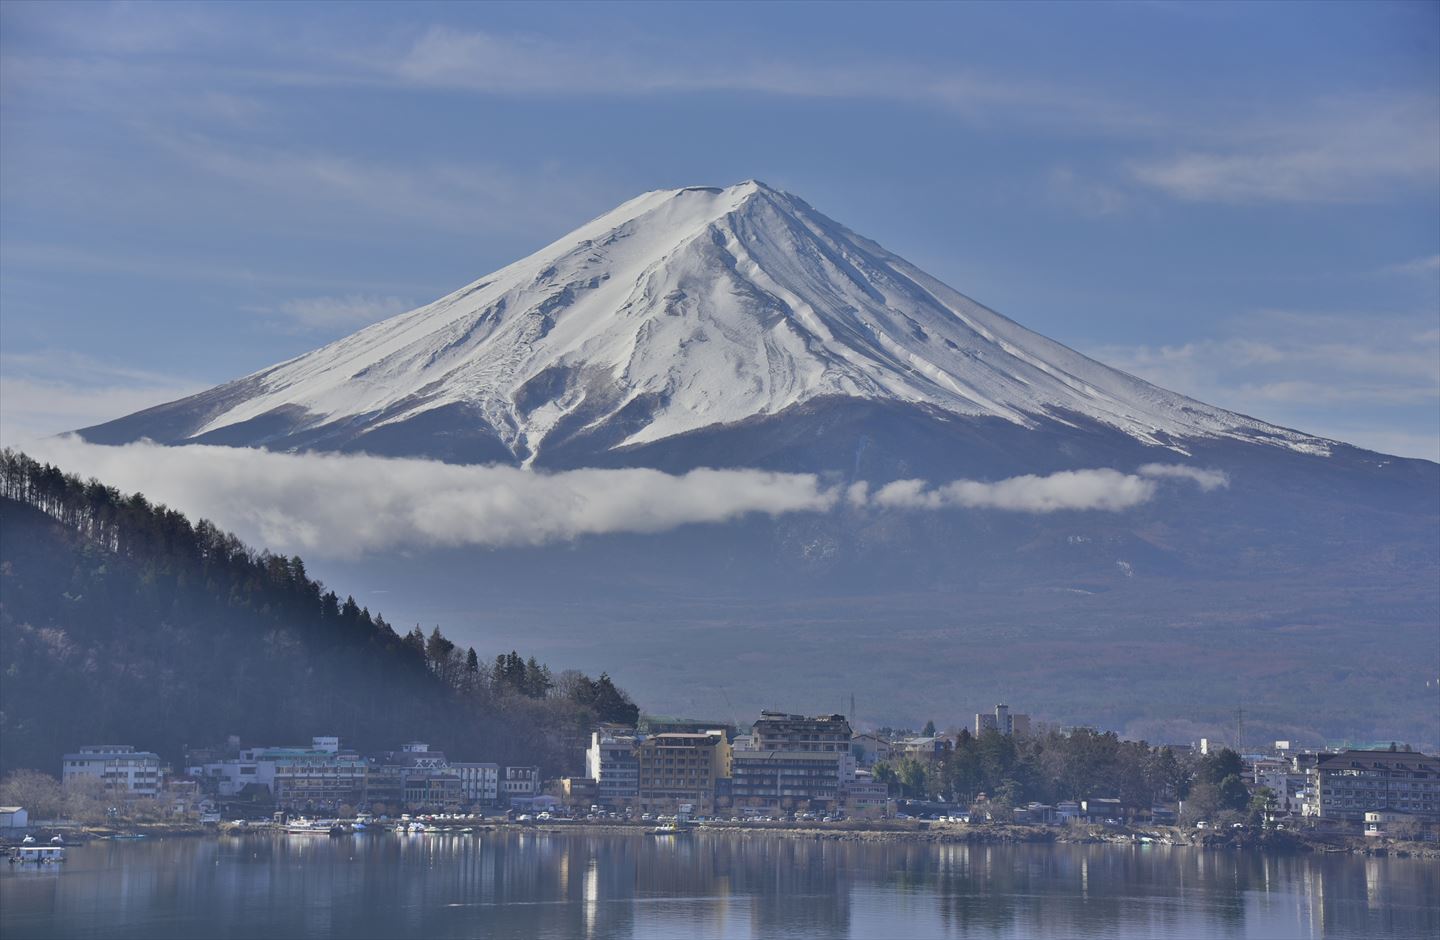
<box><xmin>86</xmin><ymin>181</ymin><xmax>1333</xmax><ymax>463</ymax></box>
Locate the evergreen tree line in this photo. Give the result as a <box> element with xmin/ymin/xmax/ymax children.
<box><xmin>874</xmin><ymin>728</ymin><xmax>1255</xmax><ymax>822</ymax></box>
<box><xmin>0</xmin><ymin>449</ymin><xmax>640</xmax><ymax>778</ymax></box>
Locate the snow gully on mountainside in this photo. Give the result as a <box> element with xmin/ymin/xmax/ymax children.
<box><xmin>78</xmin><ymin>181</ymin><xmax>1333</xmax><ymax>464</ymax></box>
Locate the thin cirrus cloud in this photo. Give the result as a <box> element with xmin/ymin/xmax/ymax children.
<box><xmin>271</xmin><ymin>294</ymin><xmax>413</xmax><ymax>331</ymax></box>
<box><xmin>6</xmin><ymin>9</ymin><xmax>1435</xmax><ymax>213</ymax></box>
<box><xmin>1382</xmin><ymin>255</ymin><xmax>1440</xmax><ymax>277</ymax></box>
<box><xmin>18</xmin><ymin>438</ymin><xmax>1227</xmax><ymax>560</ymax></box>
<box><xmin>0</xmin><ymin>352</ymin><xmax>206</xmax><ymax>444</ymax></box>
<box><xmin>1087</xmin><ymin>310</ymin><xmax>1440</xmax><ymax>461</ymax></box>
<box><xmin>1126</xmin><ymin>97</ymin><xmax>1440</xmax><ymax>205</ymax></box>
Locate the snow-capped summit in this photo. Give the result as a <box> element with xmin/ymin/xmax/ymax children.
<box><xmin>81</xmin><ymin>180</ymin><xmax>1331</xmax><ymax>464</ymax></box>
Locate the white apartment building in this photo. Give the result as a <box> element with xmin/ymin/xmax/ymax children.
<box><xmin>586</xmin><ymin>730</ymin><xmax>640</xmax><ymax>806</ymax></box>
<box><xmin>62</xmin><ymin>745</ymin><xmax>163</xmax><ymax>796</ymax></box>
<box><xmin>451</xmin><ymin>763</ymin><xmax>500</xmax><ymax>804</ymax></box>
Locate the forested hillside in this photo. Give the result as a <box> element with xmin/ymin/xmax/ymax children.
<box><xmin>0</xmin><ymin>449</ymin><xmax>639</xmax><ymax>777</ymax></box>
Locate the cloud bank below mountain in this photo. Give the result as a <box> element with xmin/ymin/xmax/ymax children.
<box><xmin>17</xmin><ymin>438</ymin><xmax>1226</xmax><ymax>558</ymax></box>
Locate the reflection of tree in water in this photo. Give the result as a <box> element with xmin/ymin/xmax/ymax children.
<box><xmin>922</xmin><ymin>844</ymin><xmax>1279</xmax><ymax>936</ymax></box>
<box><xmin>634</xmin><ymin>834</ymin><xmax>854</xmax><ymax>938</ymax></box>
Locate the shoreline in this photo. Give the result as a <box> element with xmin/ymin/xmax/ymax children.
<box><xmin>8</xmin><ymin>819</ymin><xmax>1433</xmax><ymax>859</ymax></box>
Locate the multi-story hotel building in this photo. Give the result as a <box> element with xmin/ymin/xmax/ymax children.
<box><xmin>635</xmin><ymin>731</ymin><xmax>729</xmax><ymax>812</ymax></box>
<box><xmin>751</xmin><ymin>712</ymin><xmax>852</xmax><ymax>752</ymax></box>
<box><xmin>586</xmin><ymin>730</ymin><xmax>641</xmax><ymax>807</ymax></box>
<box><xmin>62</xmin><ymin>745</ymin><xmax>163</xmax><ymax>796</ymax></box>
<box><xmin>1310</xmin><ymin>749</ymin><xmax>1439</xmax><ymax>823</ymax></box>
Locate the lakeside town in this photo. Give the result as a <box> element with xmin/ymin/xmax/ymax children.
<box><xmin>4</xmin><ymin>703</ymin><xmax>1436</xmax><ymax>857</ymax></box>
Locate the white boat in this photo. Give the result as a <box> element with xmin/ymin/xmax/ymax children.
<box><xmin>9</xmin><ymin>845</ymin><xmax>66</xmax><ymax>864</ymax></box>
<box><xmin>283</xmin><ymin>818</ymin><xmax>346</xmax><ymax>836</ymax></box>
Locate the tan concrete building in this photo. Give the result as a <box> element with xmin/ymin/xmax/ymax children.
<box><xmin>635</xmin><ymin>731</ymin><xmax>730</xmax><ymax>813</ymax></box>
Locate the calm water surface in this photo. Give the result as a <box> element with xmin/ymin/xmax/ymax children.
<box><xmin>1</xmin><ymin>831</ymin><xmax>1435</xmax><ymax>939</ymax></box>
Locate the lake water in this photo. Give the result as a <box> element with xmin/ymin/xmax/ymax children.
<box><xmin>2</xmin><ymin>831</ymin><xmax>1435</xmax><ymax>939</ymax></box>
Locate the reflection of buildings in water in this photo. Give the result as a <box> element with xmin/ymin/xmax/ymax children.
<box><xmin>583</xmin><ymin>856</ymin><xmax>598</xmax><ymax>939</ymax></box>
<box><xmin>1365</xmin><ymin>856</ymin><xmax>1383</xmax><ymax>911</ymax></box>
<box><xmin>23</xmin><ymin>835</ymin><xmax>1440</xmax><ymax>939</ymax></box>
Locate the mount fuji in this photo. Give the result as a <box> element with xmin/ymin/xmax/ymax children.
<box><xmin>82</xmin><ymin>181</ymin><xmax>1329</xmax><ymax>466</ymax></box>
<box><xmin>76</xmin><ymin>181</ymin><xmax>1438</xmax><ymax>744</ymax></box>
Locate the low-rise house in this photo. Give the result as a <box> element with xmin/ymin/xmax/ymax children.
<box><xmin>560</xmin><ymin>777</ymin><xmax>597</xmax><ymax>808</ymax></box>
<box><xmin>510</xmin><ymin>794</ymin><xmax>560</xmax><ymax>814</ymax></box>
<box><xmin>502</xmin><ymin>766</ymin><xmax>542</xmax><ymax>805</ymax></box>
<box><xmin>900</xmin><ymin>736</ymin><xmax>952</xmax><ymax>762</ymax></box>
<box><xmin>0</xmin><ymin>807</ymin><xmax>28</xmax><ymax>828</ymax></box>
<box><xmin>1364</xmin><ymin>809</ymin><xmax>1416</xmax><ymax>838</ymax></box>
<box><xmin>63</xmin><ymin>745</ymin><xmax>163</xmax><ymax>796</ymax></box>
<box><xmin>1024</xmin><ymin>802</ymin><xmax>1056</xmax><ymax>825</ymax></box>
<box><xmin>1253</xmin><ymin>761</ymin><xmax>1310</xmax><ymax>817</ymax></box>
<box><xmin>1081</xmin><ymin>798</ymin><xmax>1123</xmax><ymax>821</ymax></box>
<box><xmin>1056</xmin><ymin>800</ymin><xmax>1081</xmax><ymax>823</ymax></box>
<box><xmin>162</xmin><ymin>778</ymin><xmax>203</xmax><ymax>816</ymax></box>
<box><xmin>842</xmin><ymin>773</ymin><xmax>889</xmax><ymax>817</ymax></box>
<box><xmin>850</xmin><ymin>733</ymin><xmax>892</xmax><ymax>768</ymax></box>
<box><xmin>381</xmin><ymin>743</ymin><xmax>460</xmax><ymax>810</ymax></box>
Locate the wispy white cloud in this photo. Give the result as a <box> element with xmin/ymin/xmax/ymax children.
<box><xmin>871</xmin><ymin>469</ymin><xmax>1157</xmax><ymax>513</ymax></box>
<box><xmin>1136</xmin><ymin>463</ymin><xmax>1229</xmax><ymax>491</ymax></box>
<box><xmin>0</xmin><ymin>352</ymin><xmax>206</xmax><ymax>442</ymax></box>
<box><xmin>1382</xmin><ymin>255</ymin><xmax>1440</xmax><ymax>277</ymax></box>
<box><xmin>381</xmin><ymin>25</ymin><xmax>1132</xmax><ymax>124</ymax></box>
<box><xmin>137</xmin><ymin>132</ymin><xmax>611</xmax><ymax>236</ymax></box>
<box><xmin>20</xmin><ymin>438</ymin><xmax>839</xmax><ymax>557</ymax></box>
<box><xmin>1046</xmin><ymin>166</ymin><xmax>1133</xmax><ymax>216</ymax></box>
<box><xmin>1088</xmin><ymin>310</ymin><xmax>1440</xmax><ymax>461</ymax></box>
<box><xmin>867</xmin><ymin>464</ymin><xmax>1225</xmax><ymax>513</ymax></box>
<box><xmin>15</xmin><ymin>439</ymin><xmax>1227</xmax><ymax>558</ymax></box>
<box><xmin>1127</xmin><ymin>97</ymin><xmax>1440</xmax><ymax>204</ymax></box>
<box><xmin>8</xmin><ymin>10</ymin><xmax>1434</xmax><ymax>217</ymax></box>
<box><xmin>269</xmin><ymin>294</ymin><xmax>413</xmax><ymax>332</ymax></box>
<box><xmin>0</xmin><ymin>241</ymin><xmax>430</xmax><ymax>293</ymax></box>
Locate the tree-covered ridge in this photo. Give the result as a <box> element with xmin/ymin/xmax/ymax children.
<box><xmin>0</xmin><ymin>449</ymin><xmax>639</xmax><ymax>777</ymax></box>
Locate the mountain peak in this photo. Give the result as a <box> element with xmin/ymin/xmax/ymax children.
<box><xmin>79</xmin><ymin>183</ymin><xmax>1333</xmax><ymax>465</ymax></box>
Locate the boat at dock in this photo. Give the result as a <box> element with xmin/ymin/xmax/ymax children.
<box><xmin>8</xmin><ymin>845</ymin><xmax>66</xmax><ymax>864</ymax></box>
<box><xmin>282</xmin><ymin>818</ymin><xmax>347</xmax><ymax>836</ymax></box>
<box><xmin>645</xmin><ymin>819</ymin><xmax>693</xmax><ymax>837</ymax></box>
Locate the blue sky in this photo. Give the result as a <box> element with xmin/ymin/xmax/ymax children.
<box><xmin>2</xmin><ymin>0</ymin><xmax>1437</xmax><ymax>459</ymax></box>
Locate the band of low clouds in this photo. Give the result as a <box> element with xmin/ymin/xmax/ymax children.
<box><xmin>19</xmin><ymin>438</ymin><xmax>1227</xmax><ymax>560</ymax></box>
